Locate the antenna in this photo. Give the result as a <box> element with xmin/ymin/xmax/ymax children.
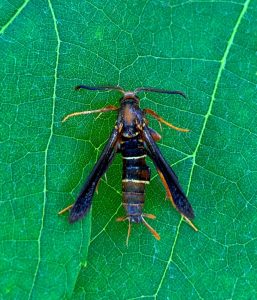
<box><xmin>134</xmin><ymin>87</ymin><xmax>187</xmax><ymax>99</ymax></box>
<box><xmin>75</xmin><ymin>85</ymin><xmax>125</xmax><ymax>94</ymax></box>
<box><xmin>75</xmin><ymin>85</ymin><xmax>187</xmax><ymax>99</ymax></box>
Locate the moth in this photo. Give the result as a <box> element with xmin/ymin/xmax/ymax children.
<box><xmin>60</xmin><ymin>85</ymin><xmax>197</xmax><ymax>244</ymax></box>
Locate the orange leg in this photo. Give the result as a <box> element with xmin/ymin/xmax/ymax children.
<box><xmin>116</xmin><ymin>214</ymin><xmax>160</xmax><ymax>243</ymax></box>
<box><xmin>148</xmin><ymin>127</ymin><xmax>162</xmax><ymax>141</ymax></box>
<box><xmin>116</xmin><ymin>216</ymin><xmax>128</xmax><ymax>222</ymax></box>
<box><xmin>157</xmin><ymin>170</ymin><xmax>174</xmax><ymax>202</ymax></box>
<box><xmin>60</xmin><ymin>180</ymin><xmax>100</xmax><ymax>214</ymax></box>
<box><xmin>116</xmin><ymin>216</ymin><xmax>131</xmax><ymax>246</ymax></box>
<box><xmin>62</xmin><ymin>105</ymin><xmax>118</xmax><ymax>122</ymax></box>
<box><xmin>182</xmin><ymin>216</ymin><xmax>198</xmax><ymax>232</ymax></box>
<box><xmin>157</xmin><ymin>169</ymin><xmax>198</xmax><ymax>232</ymax></box>
<box><xmin>143</xmin><ymin>213</ymin><xmax>156</xmax><ymax>219</ymax></box>
<box><xmin>95</xmin><ymin>179</ymin><xmax>101</xmax><ymax>195</ymax></box>
<box><xmin>143</xmin><ymin>108</ymin><xmax>189</xmax><ymax>132</ymax></box>
<box><xmin>58</xmin><ymin>204</ymin><xmax>73</xmax><ymax>215</ymax></box>
<box><xmin>126</xmin><ymin>220</ymin><xmax>131</xmax><ymax>246</ymax></box>
<box><xmin>142</xmin><ymin>217</ymin><xmax>160</xmax><ymax>240</ymax></box>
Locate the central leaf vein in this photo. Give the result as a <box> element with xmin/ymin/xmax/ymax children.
<box><xmin>28</xmin><ymin>0</ymin><xmax>60</xmax><ymax>297</ymax></box>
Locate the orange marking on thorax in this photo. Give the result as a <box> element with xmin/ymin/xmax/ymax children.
<box><xmin>123</xmin><ymin>105</ymin><xmax>135</xmax><ymax>125</ymax></box>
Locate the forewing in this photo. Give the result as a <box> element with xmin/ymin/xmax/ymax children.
<box><xmin>69</xmin><ymin>128</ymin><xmax>120</xmax><ymax>222</ymax></box>
<box><xmin>142</xmin><ymin>126</ymin><xmax>194</xmax><ymax>219</ymax></box>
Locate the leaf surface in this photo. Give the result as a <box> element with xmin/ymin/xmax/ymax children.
<box><xmin>0</xmin><ymin>0</ymin><xmax>257</xmax><ymax>299</ymax></box>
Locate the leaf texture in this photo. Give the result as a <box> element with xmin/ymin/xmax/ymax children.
<box><xmin>0</xmin><ymin>0</ymin><xmax>257</xmax><ymax>299</ymax></box>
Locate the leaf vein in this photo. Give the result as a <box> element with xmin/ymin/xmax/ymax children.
<box><xmin>0</xmin><ymin>0</ymin><xmax>30</xmax><ymax>35</ymax></box>
<box><xmin>28</xmin><ymin>0</ymin><xmax>61</xmax><ymax>297</ymax></box>
<box><xmin>154</xmin><ymin>0</ymin><xmax>251</xmax><ymax>296</ymax></box>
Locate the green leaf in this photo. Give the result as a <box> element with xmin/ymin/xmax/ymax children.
<box><xmin>1</xmin><ymin>0</ymin><xmax>257</xmax><ymax>299</ymax></box>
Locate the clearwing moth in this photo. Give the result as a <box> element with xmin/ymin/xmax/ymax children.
<box><xmin>60</xmin><ymin>85</ymin><xmax>197</xmax><ymax>244</ymax></box>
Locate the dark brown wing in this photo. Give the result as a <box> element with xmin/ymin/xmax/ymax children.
<box><xmin>142</xmin><ymin>125</ymin><xmax>194</xmax><ymax>219</ymax></box>
<box><xmin>69</xmin><ymin>128</ymin><xmax>120</xmax><ymax>222</ymax></box>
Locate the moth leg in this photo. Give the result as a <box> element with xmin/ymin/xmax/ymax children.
<box><xmin>63</xmin><ymin>105</ymin><xmax>118</xmax><ymax>122</ymax></box>
<box><xmin>158</xmin><ymin>121</ymin><xmax>163</xmax><ymax>133</ymax></box>
<box><xmin>143</xmin><ymin>108</ymin><xmax>189</xmax><ymax>132</ymax></box>
<box><xmin>116</xmin><ymin>216</ymin><xmax>128</xmax><ymax>222</ymax></box>
<box><xmin>148</xmin><ymin>127</ymin><xmax>162</xmax><ymax>141</ymax></box>
<box><xmin>143</xmin><ymin>213</ymin><xmax>156</xmax><ymax>219</ymax></box>
<box><xmin>95</xmin><ymin>179</ymin><xmax>101</xmax><ymax>195</ymax></box>
<box><xmin>141</xmin><ymin>217</ymin><xmax>160</xmax><ymax>240</ymax></box>
<box><xmin>183</xmin><ymin>216</ymin><xmax>198</xmax><ymax>232</ymax></box>
<box><xmin>58</xmin><ymin>204</ymin><xmax>73</xmax><ymax>215</ymax></box>
<box><xmin>157</xmin><ymin>169</ymin><xmax>198</xmax><ymax>232</ymax></box>
<box><xmin>126</xmin><ymin>219</ymin><xmax>132</xmax><ymax>246</ymax></box>
<box><xmin>116</xmin><ymin>216</ymin><xmax>132</xmax><ymax>246</ymax></box>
